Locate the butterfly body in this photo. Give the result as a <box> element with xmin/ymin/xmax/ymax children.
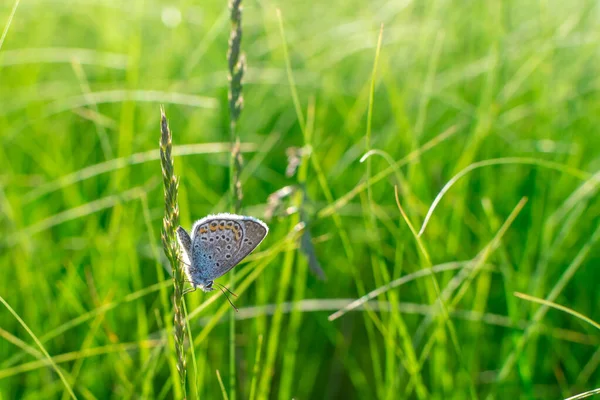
<box><xmin>176</xmin><ymin>213</ymin><xmax>268</xmax><ymax>293</ymax></box>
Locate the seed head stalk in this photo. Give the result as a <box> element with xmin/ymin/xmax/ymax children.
<box><xmin>228</xmin><ymin>0</ymin><xmax>245</xmax><ymax>211</ymax></box>
<box><xmin>227</xmin><ymin>1</ymin><xmax>245</xmax><ymax>399</ymax></box>
<box><xmin>160</xmin><ymin>107</ymin><xmax>187</xmax><ymax>399</ymax></box>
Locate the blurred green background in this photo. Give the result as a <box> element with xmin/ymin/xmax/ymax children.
<box><xmin>1</xmin><ymin>0</ymin><xmax>599</xmax><ymax>399</ymax></box>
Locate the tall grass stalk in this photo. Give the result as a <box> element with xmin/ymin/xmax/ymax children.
<box><xmin>361</xmin><ymin>25</ymin><xmax>388</xmax><ymax>397</ymax></box>
<box><xmin>248</xmin><ymin>334</ymin><xmax>263</xmax><ymax>400</ymax></box>
<box><xmin>227</xmin><ymin>0</ymin><xmax>246</xmax><ymax>399</ymax></box>
<box><xmin>227</xmin><ymin>0</ymin><xmax>245</xmax><ymax>211</ymax></box>
<box><xmin>277</xmin><ymin>99</ymin><xmax>314</xmax><ymax>400</ymax></box>
<box><xmin>159</xmin><ymin>107</ymin><xmax>187</xmax><ymax>399</ymax></box>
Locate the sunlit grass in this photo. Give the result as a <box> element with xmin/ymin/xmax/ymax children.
<box><xmin>1</xmin><ymin>0</ymin><xmax>600</xmax><ymax>399</ymax></box>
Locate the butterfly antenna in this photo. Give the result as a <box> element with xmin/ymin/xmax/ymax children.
<box><xmin>176</xmin><ymin>257</ymin><xmax>191</xmax><ymax>267</ymax></box>
<box><xmin>215</xmin><ymin>282</ymin><xmax>238</xmax><ymax>298</ymax></box>
<box><xmin>216</xmin><ymin>284</ymin><xmax>238</xmax><ymax>312</ymax></box>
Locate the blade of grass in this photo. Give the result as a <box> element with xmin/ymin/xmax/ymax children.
<box><xmin>395</xmin><ymin>186</ymin><xmax>477</xmax><ymax>398</ymax></box>
<box><xmin>405</xmin><ymin>197</ymin><xmax>528</xmax><ymax>397</ymax></box>
<box><xmin>278</xmin><ymin>97</ymin><xmax>313</xmax><ymax>400</ymax></box>
<box><xmin>490</xmin><ymin>223</ymin><xmax>600</xmax><ymax>398</ymax></box>
<box><xmin>248</xmin><ymin>334</ymin><xmax>263</xmax><ymax>400</ymax></box>
<box><xmin>0</xmin><ymin>294</ymin><xmax>77</xmax><ymax>399</ymax></box>
<box><xmin>9</xmin><ymin>183</ymin><xmax>155</xmax><ymax>246</ymax></box>
<box><xmin>257</xmin><ymin>221</ymin><xmax>297</xmax><ymax>400</ymax></box>
<box><xmin>0</xmin><ymin>0</ymin><xmax>21</xmax><ymax>51</ymax></box>
<box><xmin>449</xmin><ymin>197</ymin><xmax>529</xmax><ymax>308</ymax></box>
<box><xmin>564</xmin><ymin>388</ymin><xmax>600</xmax><ymax>400</ymax></box>
<box><xmin>2</xmin><ymin>279</ymin><xmax>172</xmax><ymax>369</ymax></box>
<box><xmin>183</xmin><ymin>302</ymin><xmax>200</xmax><ymax>399</ymax></box>
<box><xmin>275</xmin><ymin>8</ymin><xmax>306</xmax><ymax>132</ymax></box>
<box><xmin>23</xmin><ymin>142</ymin><xmax>257</xmax><ymax>203</ymax></box>
<box><xmin>318</xmin><ymin>123</ymin><xmax>460</xmax><ymax>220</ymax></box>
<box><xmin>70</xmin><ymin>59</ymin><xmax>113</xmax><ymax>160</ymax></box>
<box><xmin>0</xmin><ymin>340</ymin><xmax>163</xmax><ymax>381</ymax></box>
<box><xmin>360</xmin><ymin>24</ymin><xmax>395</xmax><ymax>398</ymax></box>
<box><xmin>514</xmin><ymin>292</ymin><xmax>600</xmax><ymax>331</ymax></box>
<box><xmin>217</xmin><ymin>370</ymin><xmax>230</xmax><ymax>400</ymax></box>
<box><xmin>418</xmin><ymin>158</ymin><xmax>589</xmax><ymax>236</ymax></box>
<box><xmin>60</xmin><ymin>296</ymin><xmax>106</xmax><ymax>400</ymax></box>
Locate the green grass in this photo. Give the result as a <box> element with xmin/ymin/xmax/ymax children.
<box><xmin>1</xmin><ymin>0</ymin><xmax>600</xmax><ymax>399</ymax></box>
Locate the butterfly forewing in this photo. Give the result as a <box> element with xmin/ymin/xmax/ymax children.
<box><xmin>227</xmin><ymin>218</ymin><xmax>268</xmax><ymax>269</ymax></box>
<box><xmin>190</xmin><ymin>214</ymin><xmax>268</xmax><ymax>281</ymax></box>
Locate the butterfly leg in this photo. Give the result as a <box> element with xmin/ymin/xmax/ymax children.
<box><xmin>176</xmin><ymin>255</ymin><xmax>195</xmax><ymax>295</ymax></box>
<box><xmin>176</xmin><ymin>256</ymin><xmax>191</xmax><ymax>267</ymax></box>
<box><xmin>182</xmin><ymin>286</ymin><xmax>197</xmax><ymax>296</ymax></box>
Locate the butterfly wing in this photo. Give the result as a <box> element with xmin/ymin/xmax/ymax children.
<box><xmin>176</xmin><ymin>226</ymin><xmax>192</xmax><ymax>265</ymax></box>
<box><xmin>190</xmin><ymin>213</ymin><xmax>268</xmax><ymax>281</ymax></box>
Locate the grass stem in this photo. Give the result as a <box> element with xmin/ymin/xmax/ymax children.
<box><xmin>160</xmin><ymin>107</ymin><xmax>187</xmax><ymax>399</ymax></box>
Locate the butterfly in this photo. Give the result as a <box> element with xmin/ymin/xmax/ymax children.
<box><xmin>176</xmin><ymin>213</ymin><xmax>268</xmax><ymax>306</ymax></box>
